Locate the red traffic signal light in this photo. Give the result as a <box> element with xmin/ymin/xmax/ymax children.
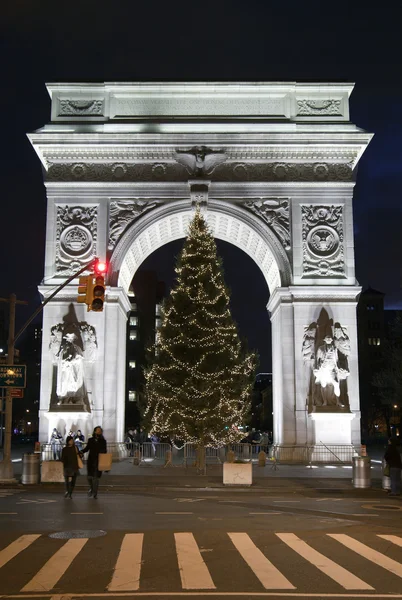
<box><xmin>94</xmin><ymin>260</ymin><xmax>107</xmax><ymax>275</ymax></box>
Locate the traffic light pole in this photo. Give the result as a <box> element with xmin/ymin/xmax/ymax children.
<box><xmin>0</xmin><ymin>259</ymin><xmax>97</xmax><ymax>481</ymax></box>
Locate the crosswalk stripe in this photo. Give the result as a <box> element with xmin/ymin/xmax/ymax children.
<box><xmin>276</xmin><ymin>533</ymin><xmax>373</xmax><ymax>590</ymax></box>
<box><xmin>0</xmin><ymin>534</ymin><xmax>40</xmax><ymax>570</ymax></box>
<box><xmin>21</xmin><ymin>538</ymin><xmax>88</xmax><ymax>592</ymax></box>
<box><xmin>378</xmin><ymin>534</ymin><xmax>402</xmax><ymax>547</ymax></box>
<box><xmin>108</xmin><ymin>533</ymin><xmax>144</xmax><ymax>591</ymax></box>
<box><xmin>228</xmin><ymin>532</ymin><xmax>295</xmax><ymax>590</ymax></box>
<box><xmin>329</xmin><ymin>533</ymin><xmax>402</xmax><ymax>579</ymax></box>
<box><xmin>174</xmin><ymin>532</ymin><xmax>215</xmax><ymax>590</ymax></box>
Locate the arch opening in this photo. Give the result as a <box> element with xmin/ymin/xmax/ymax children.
<box><xmin>111</xmin><ymin>202</ymin><xmax>290</xmax><ymax>296</ymax></box>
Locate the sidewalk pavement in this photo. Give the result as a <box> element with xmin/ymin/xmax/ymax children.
<box><xmin>2</xmin><ymin>459</ymin><xmax>387</xmax><ymax>496</ymax></box>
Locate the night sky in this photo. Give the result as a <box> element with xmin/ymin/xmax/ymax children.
<box><xmin>2</xmin><ymin>3</ymin><xmax>402</xmax><ymax>370</ymax></box>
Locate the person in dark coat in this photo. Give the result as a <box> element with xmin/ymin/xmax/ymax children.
<box><xmin>61</xmin><ymin>435</ymin><xmax>80</xmax><ymax>498</ymax></box>
<box><xmin>82</xmin><ymin>426</ymin><xmax>107</xmax><ymax>498</ymax></box>
<box><xmin>384</xmin><ymin>438</ymin><xmax>402</xmax><ymax>496</ymax></box>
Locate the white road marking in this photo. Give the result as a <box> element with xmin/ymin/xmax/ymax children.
<box><xmin>276</xmin><ymin>533</ymin><xmax>373</xmax><ymax>590</ymax></box>
<box><xmin>378</xmin><ymin>534</ymin><xmax>402</xmax><ymax>547</ymax></box>
<box><xmin>329</xmin><ymin>534</ymin><xmax>402</xmax><ymax>579</ymax></box>
<box><xmin>316</xmin><ymin>498</ymin><xmax>342</xmax><ymax>502</ymax></box>
<box><xmin>108</xmin><ymin>533</ymin><xmax>144</xmax><ymax>591</ymax></box>
<box><xmin>350</xmin><ymin>514</ymin><xmax>379</xmax><ymax>517</ymax></box>
<box><xmin>16</xmin><ymin>498</ymin><xmax>57</xmax><ymax>505</ymax></box>
<box><xmin>228</xmin><ymin>532</ymin><xmax>295</xmax><ymax>590</ymax></box>
<box><xmin>174</xmin><ymin>532</ymin><xmax>216</xmax><ymax>590</ymax></box>
<box><xmin>22</xmin><ymin>538</ymin><xmax>88</xmax><ymax>592</ymax></box>
<box><xmin>249</xmin><ymin>512</ymin><xmax>282</xmax><ymax>515</ymax></box>
<box><xmin>70</xmin><ymin>512</ymin><xmax>103</xmax><ymax>515</ymax></box>
<box><xmin>272</xmin><ymin>500</ymin><xmax>300</xmax><ymax>503</ymax></box>
<box><xmin>176</xmin><ymin>498</ymin><xmax>206</xmax><ymax>503</ymax></box>
<box><xmin>0</xmin><ymin>534</ymin><xmax>40</xmax><ymax>569</ymax></box>
<box><xmin>156</xmin><ymin>512</ymin><xmax>193</xmax><ymax>515</ymax></box>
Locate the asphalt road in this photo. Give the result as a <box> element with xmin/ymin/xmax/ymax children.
<box><xmin>1</xmin><ymin>486</ymin><xmax>402</xmax><ymax>600</ymax></box>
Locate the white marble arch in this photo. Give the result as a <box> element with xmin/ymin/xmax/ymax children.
<box><xmin>109</xmin><ymin>200</ymin><xmax>292</xmax><ymax>295</ymax></box>
<box><xmin>30</xmin><ymin>81</ymin><xmax>373</xmax><ymax>451</ymax></box>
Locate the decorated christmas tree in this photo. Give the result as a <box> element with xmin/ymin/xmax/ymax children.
<box><xmin>144</xmin><ymin>208</ymin><xmax>256</xmax><ymax>468</ymax></box>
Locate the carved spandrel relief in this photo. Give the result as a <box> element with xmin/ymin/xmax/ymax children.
<box><xmin>302</xmin><ymin>308</ymin><xmax>350</xmax><ymax>412</ymax></box>
<box><xmin>58</xmin><ymin>99</ymin><xmax>104</xmax><ymax>116</ymax></box>
<box><xmin>56</xmin><ymin>206</ymin><xmax>97</xmax><ymax>274</ymax></box>
<box><xmin>50</xmin><ymin>313</ymin><xmax>98</xmax><ymax>412</ymax></box>
<box><xmin>301</xmin><ymin>205</ymin><xmax>345</xmax><ymax>278</ymax></box>
<box><xmin>244</xmin><ymin>199</ymin><xmax>291</xmax><ymax>251</ymax></box>
<box><xmin>296</xmin><ymin>99</ymin><xmax>343</xmax><ymax>116</ymax></box>
<box><xmin>108</xmin><ymin>200</ymin><xmax>161</xmax><ymax>250</ymax></box>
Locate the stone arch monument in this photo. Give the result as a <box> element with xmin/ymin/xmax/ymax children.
<box><xmin>29</xmin><ymin>82</ymin><xmax>372</xmax><ymax>451</ymax></box>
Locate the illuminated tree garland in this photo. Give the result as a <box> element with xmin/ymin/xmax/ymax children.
<box><xmin>144</xmin><ymin>208</ymin><xmax>256</xmax><ymax>452</ymax></box>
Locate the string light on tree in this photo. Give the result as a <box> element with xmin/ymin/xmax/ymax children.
<box><xmin>144</xmin><ymin>208</ymin><xmax>256</xmax><ymax>470</ymax></box>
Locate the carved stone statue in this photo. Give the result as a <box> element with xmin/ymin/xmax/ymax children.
<box><xmin>50</xmin><ymin>312</ymin><xmax>98</xmax><ymax>411</ymax></box>
<box><xmin>302</xmin><ymin>309</ymin><xmax>350</xmax><ymax>410</ymax></box>
<box><xmin>245</xmin><ymin>198</ymin><xmax>291</xmax><ymax>250</ymax></box>
<box><xmin>174</xmin><ymin>146</ymin><xmax>227</xmax><ymax>176</ymax></box>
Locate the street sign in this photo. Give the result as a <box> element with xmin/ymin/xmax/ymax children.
<box><xmin>10</xmin><ymin>388</ymin><xmax>23</xmax><ymax>398</ymax></box>
<box><xmin>0</xmin><ymin>365</ymin><xmax>26</xmax><ymax>388</ymax></box>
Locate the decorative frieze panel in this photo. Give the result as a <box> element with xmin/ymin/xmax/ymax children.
<box><xmin>296</xmin><ymin>99</ymin><xmax>343</xmax><ymax>116</ymax></box>
<box><xmin>46</xmin><ymin>160</ymin><xmax>354</xmax><ymax>182</ymax></box>
<box><xmin>244</xmin><ymin>198</ymin><xmax>291</xmax><ymax>251</ymax></box>
<box><xmin>55</xmin><ymin>205</ymin><xmax>97</xmax><ymax>274</ymax></box>
<box><xmin>301</xmin><ymin>205</ymin><xmax>345</xmax><ymax>278</ymax></box>
<box><xmin>58</xmin><ymin>99</ymin><xmax>104</xmax><ymax>116</ymax></box>
<box><xmin>108</xmin><ymin>200</ymin><xmax>162</xmax><ymax>250</ymax></box>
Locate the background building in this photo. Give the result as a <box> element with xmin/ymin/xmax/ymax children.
<box><xmin>125</xmin><ymin>271</ymin><xmax>165</xmax><ymax>430</ymax></box>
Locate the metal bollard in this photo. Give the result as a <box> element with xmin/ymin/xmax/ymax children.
<box><xmin>258</xmin><ymin>451</ymin><xmax>267</xmax><ymax>467</ymax></box>
<box><xmin>133</xmin><ymin>449</ymin><xmax>141</xmax><ymax>466</ymax></box>
<box><xmin>382</xmin><ymin>459</ymin><xmax>391</xmax><ymax>490</ymax></box>
<box><xmin>22</xmin><ymin>453</ymin><xmax>40</xmax><ymax>484</ymax></box>
<box><xmin>352</xmin><ymin>456</ymin><xmax>371</xmax><ymax>488</ymax></box>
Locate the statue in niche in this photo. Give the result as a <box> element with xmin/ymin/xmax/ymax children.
<box><xmin>49</xmin><ymin>305</ymin><xmax>97</xmax><ymax>411</ymax></box>
<box><xmin>302</xmin><ymin>308</ymin><xmax>350</xmax><ymax>411</ymax></box>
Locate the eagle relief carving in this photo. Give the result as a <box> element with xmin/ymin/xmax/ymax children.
<box><xmin>174</xmin><ymin>146</ymin><xmax>227</xmax><ymax>177</ymax></box>
<box><xmin>301</xmin><ymin>205</ymin><xmax>345</xmax><ymax>277</ymax></box>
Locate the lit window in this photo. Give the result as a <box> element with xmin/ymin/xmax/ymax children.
<box><xmin>155</xmin><ymin>318</ymin><xmax>161</xmax><ymax>329</ymax></box>
<box><xmin>130</xmin><ymin>316</ymin><xmax>138</xmax><ymax>326</ymax></box>
<box><xmin>129</xmin><ymin>361</ymin><xmax>136</xmax><ymax>369</ymax></box>
<box><xmin>376</xmin><ymin>338</ymin><xmax>381</xmax><ymax>346</ymax></box>
<box><xmin>155</xmin><ymin>304</ymin><xmax>162</xmax><ymax>316</ymax></box>
<box><xmin>368</xmin><ymin>338</ymin><xmax>372</xmax><ymax>345</ymax></box>
<box><xmin>129</xmin><ymin>330</ymin><xmax>137</xmax><ymax>341</ymax></box>
<box><xmin>128</xmin><ymin>390</ymin><xmax>137</xmax><ymax>402</ymax></box>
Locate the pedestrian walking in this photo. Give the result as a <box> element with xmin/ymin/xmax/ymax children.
<box><xmin>82</xmin><ymin>426</ymin><xmax>107</xmax><ymax>499</ymax></box>
<box><xmin>61</xmin><ymin>435</ymin><xmax>81</xmax><ymax>498</ymax></box>
<box><xmin>74</xmin><ymin>430</ymin><xmax>85</xmax><ymax>452</ymax></box>
<box><xmin>50</xmin><ymin>428</ymin><xmax>63</xmax><ymax>460</ymax></box>
<box><xmin>384</xmin><ymin>438</ymin><xmax>402</xmax><ymax>496</ymax></box>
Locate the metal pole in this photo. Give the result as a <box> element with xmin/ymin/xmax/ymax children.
<box><xmin>0</xmin><ymin>294</ymin><xmax>16</xmax><ymax>480</ymax></box>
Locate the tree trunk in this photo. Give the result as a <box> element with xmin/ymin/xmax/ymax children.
<box><xmin>196</xmin><ymin>443</ymin><xmax>206</xmax><ymax>475</ymax></box>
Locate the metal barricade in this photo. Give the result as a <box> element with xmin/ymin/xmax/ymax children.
<box><xmin>141</xmin><ymin>442</ymin><xmax>172</xmax><ymax>464</ymax></box>
<box><xmin>228</xmin><ymin>443</ymin><xmax>252</xmax><ymax>462</ymax></box>
<box><xmin>22</xmin><ymin>453</ymin><xmax>40</xmax><ymax>484</ymax></box>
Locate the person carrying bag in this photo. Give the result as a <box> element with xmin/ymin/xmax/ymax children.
<box><xmin>81</xmin><ymin>426</ymin><xmax>108</xmax><ymax>498</ymax></box>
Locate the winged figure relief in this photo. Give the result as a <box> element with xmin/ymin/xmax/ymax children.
<box><xmin>175</xmin><ymin>146</ymin><xmax>227</xmax><ymax>176</ymax></box>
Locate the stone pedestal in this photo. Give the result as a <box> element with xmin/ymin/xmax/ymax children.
<box><xmin>310</xmin><ymin>411</ymin><xmax>355</xmax><ymax>445</ymax></box>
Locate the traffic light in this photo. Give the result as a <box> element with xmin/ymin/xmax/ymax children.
<box><xmin>77</xmin><ymin>276</ymin><xmax>93</xmax><ymax>310</ymax></box>
<box><xmin>90</xmin><ymin>261</ymin><xmax>107</xmax><ymax>312</ymax></box>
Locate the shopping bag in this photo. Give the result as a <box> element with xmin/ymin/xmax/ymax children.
<box><xmin>384</xmin><ymin>463</ymin><xmax>390</xmax><ymax>477</ymax></box>
<box><xmin>75</xmin><ymin>447</ymin><xmax>84</xmax><ymax>470</ymax></box>
<box><xmin>98</xmin><ymin>453</ymin><xmax>112</xmax><ymax>471</ymax></box>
